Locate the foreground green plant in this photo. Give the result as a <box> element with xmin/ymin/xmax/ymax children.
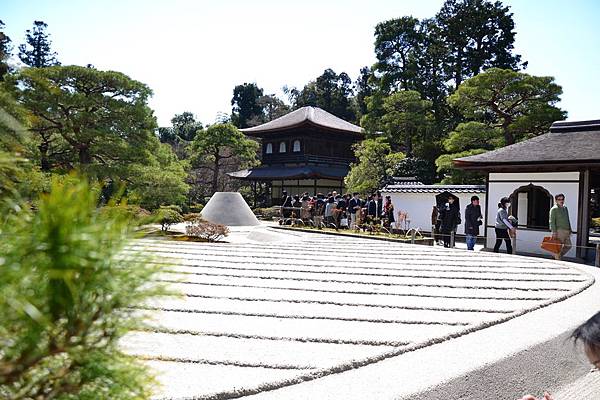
<box><xmin>0</xmin><ymin>178</ymin><xmax>164</xmax><ymax>399</ymax></box>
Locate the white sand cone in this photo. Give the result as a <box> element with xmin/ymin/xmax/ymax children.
<box><xmin>200</xmin><ymin>192</ymin><xmax>260</xmax><ymax>227</ymax></box>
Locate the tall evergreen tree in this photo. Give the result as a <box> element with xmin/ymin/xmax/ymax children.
<box><xmin>436</xmin><ymin>0</ymin><xmax>525</xmax><ymax>88</ymax></box>
<box><xmin>288</xmin><ymin>68</ymin><xmax>356</xmax><ymax>122</ymax></box>
<box><xmin>256</xmin><ymin>94</ymin><xmax>289</xmax><ymax>123</ymax></box>
<box><xmin>18</xmin><ymin>20</ymin><xmax>60</xmax><ymax>68</ymax></box>
<box><xmin>157</xmin><ymin>112</ymin><xmax>202</xmax><ymax>159</ymax></box>
<box><xmin>373</xmin><ymin>17</ymin><xmax>424</xmax><ymax>93</ymax></box>
<box><xmin>0</xmin><ymin>20</ymin><xmax>12</xmax><ymax>80</ymax></box>
<box><xmin>371</xmin><ymin>17</ymin><xmax>449</xmax><ymax>144</ymax></box>
<box><xmin>171</xmin><ymin>111</ymin><xmax>203</xmax><ymax>141</ymax></box>
<box><xmin>354</xmin><ymin>66</ymin><xmax>375</xmax><ymax>122</ymax></box>
<box><xmin>231</xmin><ymin>83</ymin><xmax>264</xmax><ymax>128</ymax></box>
<box><xmin>381</xmin><ymin>90</ymin><xmax>433</xmax><ymax>156</ymax></box>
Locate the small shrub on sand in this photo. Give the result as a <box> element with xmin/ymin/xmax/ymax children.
<box><xmin>185</xmin><ymin>218</ymin><xmax>229</xmax><ymax>242</ymax></box>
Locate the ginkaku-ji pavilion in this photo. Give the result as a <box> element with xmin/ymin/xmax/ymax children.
<box><xmin>228</xmin><ymin>106</ymin><xmax>363</xmax><ymax>205</ymax></box>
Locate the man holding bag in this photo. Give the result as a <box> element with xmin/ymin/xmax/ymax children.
<box><xmin>549</xmin><ymin>193</ymin><xmax>572</xmax><ymax>260</ymax></box>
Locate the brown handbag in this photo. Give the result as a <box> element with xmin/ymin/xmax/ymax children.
<box><xmin>541</xmin><ymin>236</ymin><xmax>562</xmax><ymax>254</ymax></box>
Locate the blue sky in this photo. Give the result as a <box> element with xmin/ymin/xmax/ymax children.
<box><xmin>2</xmin><ymin>0</ymin><xmax>600</xmax><ymax>126</ymax></box>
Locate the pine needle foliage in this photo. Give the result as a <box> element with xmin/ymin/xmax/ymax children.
<box><xmin>0</xmin><ymin>177</ymin><xmax>164</xmax><ymax>399</ymax></box>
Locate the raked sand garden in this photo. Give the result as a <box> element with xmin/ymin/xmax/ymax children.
<box><xmin>121</xmin><ymin>227</ymin><xmax>594</xmax><ymax>400</ymax></box>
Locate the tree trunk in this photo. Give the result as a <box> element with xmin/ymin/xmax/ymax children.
<box><xmin>211</xmin><ymin>151</ymin><xmax>220</xmax><ymax>194</ymax></box>
<box><xmin>455</xmin><ymin>48</ymin><xmax>463</xmax><ymax>87</ymax></box>
<box><xmin>405</xmin><ymin>131</ymin><xmax>413</xmax><ymax>157</ymax></box>
<box><xmin>78</xmin><ymin>145</ymin><xmax>92</xmax><ymax>164</ymax></box>
<box><xmin>39</xmin><ymin>140</ymin><xmax>50</xmax><ymax>171</ymax></box>
<box><xmin>502</xmin><ymin>123</ymin><xmax>515</xmax><ymax>146</ymax></box>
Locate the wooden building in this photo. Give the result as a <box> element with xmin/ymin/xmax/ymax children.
<box><xmin>454</xmin><ymin>119</ymin><xmax>600</xmax><ymax>262</ymax></box>
<box><xmin>229</xmin><ymin>106</ymin><xmax>363</xmax><ymax>205</ymax></box>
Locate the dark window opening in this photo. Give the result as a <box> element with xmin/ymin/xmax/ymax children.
<box><xmin>510</xmin><ymin>184</ymin><xmax>553</xmax><ymax>229</ymax></box>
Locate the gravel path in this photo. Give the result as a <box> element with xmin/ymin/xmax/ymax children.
<box><xmin>122</xmin><ymin>229</ymin><xmax>593</xmax><ymax>400</ymax></box>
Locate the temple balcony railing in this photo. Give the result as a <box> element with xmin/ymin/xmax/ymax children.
<box><xmin>262</xmin><ymin>153</ymin><xmax>355</xmax><ymax>166</ymax></box>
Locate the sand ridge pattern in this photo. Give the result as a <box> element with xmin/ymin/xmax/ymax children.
<box><xmin>121</xmin><ymin>232</ymin><xmax>593</xmax><ymax>400</ymax></box>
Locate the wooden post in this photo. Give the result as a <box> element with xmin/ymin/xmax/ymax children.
<box><xmin>450</xmin><ymin>230</ymin><xmax>455</xmax><ymax>248</ymax></box>
<box><xmin>577</xmin><ymin>169</ymin><xmax>590</xmax><ymax>259</ymax></box>
<box><xmin>595</xmin><ymin>243</ymin><xmax>600</xmax><ymax>268</ymax></box>
<box><xmin>511</xmin><ymin>233</ymin><xmax>517</xmax><ymax>255</ymax></box>
<box><xmin>411</xmin><ymin>230</ymin><xmax>416</xmax><ymax>244</ymax></box>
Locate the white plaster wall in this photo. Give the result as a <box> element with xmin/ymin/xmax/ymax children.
<box><xmin>381</xmin><ymin>191</ymin><xmax>487</xmax><ymax>235</ymax></box>
<box><xmin>489</xmin><ymin>172</ymin><xmax>580</xmax><ymax>181</ymax></box>
<box><xmin>485</xmin><ymin>171</ymin><xmax>580</xmax><ymax>257</ymax></box>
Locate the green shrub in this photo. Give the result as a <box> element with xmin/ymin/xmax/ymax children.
<box><xmin>0</xmin><ymin>177</ymin><xmax>164</xmax><ymax>399</ymax></box>
<box><xmin>160</xmin><ymin>204</ymin><xmax>183</xmax><ymax>214</ymax></box>
<box><xmin>153</xmin><ymin>206</ymin><xmax>184</xmax><ymax>231</ymax></box>
<box><xmin>183</xmin><ymin>212</ymin><xmax>202</xmax><ymax>222</ymax></box>
<box><xmin>189</xmin><ymin>203</ymin><xmax>204</xmax><ymax>213</ymax></box>
<box><xmin>101</xmin><ymin>204</ymin><xmax>153</xmax><ymax>225</ymax></box>
<box><xmin>253</xmin><ymin>207</ymin><xmax>280</xmax><ymax>220</ymax></box>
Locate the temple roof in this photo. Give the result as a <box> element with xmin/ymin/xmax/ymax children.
<box><xmin>240</xmin><ymin>106</ymin><xmax>363</xmax><ymax>136</ymax></box>
<box><xmin>454</xmin><ymin>119</ymin><xmax>600</xmax><ymax>170</ymax></box>
<box><xmin>228</xmin><ymin>164</ymin><xmax>349</xmax><ymax>181</ymax></box>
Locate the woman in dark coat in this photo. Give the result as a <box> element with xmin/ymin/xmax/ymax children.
<box><xmin>439</xmin><ymin>195</ymin><xmax>461</xmax><ymax>248</ymax></box>
<box><xmin>281</xmin><ymin>191</ymin><xmax>293</xmax><ymax>219</ymax></box>
<box><xmin>384</xmin><ymin>195</ymin><xmax>395</xmax><ymax>228</ymax></box>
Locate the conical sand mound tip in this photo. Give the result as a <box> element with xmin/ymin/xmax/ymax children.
<box><xmin>200</xmin><ymin>192</ymin><xmax>260</xmax><ymax>227</ymax></box>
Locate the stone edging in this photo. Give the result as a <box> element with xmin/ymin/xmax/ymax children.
<box><xmin>270</xmin><ymin>226</ymin><xmax>433</xmax><ymax>245</ymax></box>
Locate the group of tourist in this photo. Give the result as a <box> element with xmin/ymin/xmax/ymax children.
<box><xmin>280</xmin><ymin>190</ymin><xmax>395</xmax><ymax>230</ymax></box>
<box><xmin>280</xmin><ymin>190</ymin><xmax>573</xmax><ymax>259</ymax></box>
<box><xmin>430</xmin><ymin>195</ymin><xmax>482</xmax><ymax>250</ymax></box>
<box><xmin>431</xmin><ymin>192</ymin><xmax>572</xmax><ymax>258</ymax></box>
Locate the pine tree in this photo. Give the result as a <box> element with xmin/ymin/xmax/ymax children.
<box><xmin>18</xmin><ymin>20</ymin><xmax>60</xmax><ymax>68</ymax></box>
<box><xmin>0</xmin><ymin>20</ymin><xmax>12</xmax><ymax>79</ymax></box>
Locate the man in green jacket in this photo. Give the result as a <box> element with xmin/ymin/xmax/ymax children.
<box><xmin>549</xmin><ymin>193</ymin><xmax>572</xmax><ymax>260</ymax></box>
